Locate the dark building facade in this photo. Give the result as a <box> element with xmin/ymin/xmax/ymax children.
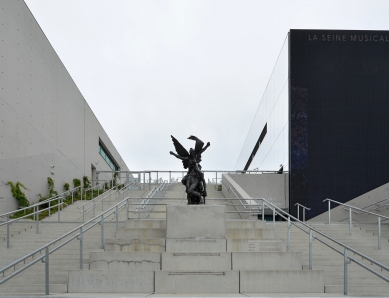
<box><xmin>236</xmin><ymin>29</ymin><xmax>389</xmax><ymax>219</ymax></box>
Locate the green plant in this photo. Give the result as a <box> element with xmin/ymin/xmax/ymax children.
<box><xmin>38</xmin><ymin>177</ymin><xmax>59</xmax><ymax>208</ymax></box>
<box><xmin>6</xmin><ymin>181</ymin><xmax>29</xmax><ymax>208</ymax></box>
<box><xmin>47</xmin><ymin>177</ymin><xmax>58</xmax><ymax>198</ymax></box>
<box><xmin>73</xmin><ymin>178</ymin><xmax>81</xmax><ymax>188</ymax></box>
<box><xmin>64</xmin><ymin>183</ymin><xmax>70</xmax><ymax>191</ymax></box>
<box><xmin>83</xmin><ymin>176</ymin><xmax>91</xmax><ymax>189</ymax></box>
<box><xmin>112</xmin><ymin>173</ymin><xmax>118</xmax><ymax>187</ymax></box>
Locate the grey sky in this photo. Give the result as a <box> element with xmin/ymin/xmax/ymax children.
<box><xmin>24</xmin><ymin>0</ymin><xmax>389</xmax><ymax>172</ymax></box>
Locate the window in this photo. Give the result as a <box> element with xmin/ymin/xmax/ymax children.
<box><xmin>99</xmin><ymin>142</ymin><xmax>118</xmax><ymax>171</ymax></box>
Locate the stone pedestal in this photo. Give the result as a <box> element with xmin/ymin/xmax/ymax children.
<box><xmin>166</xmin><ymin>205</ymin><xmax>226</xmax><ymax>239</ymax></box>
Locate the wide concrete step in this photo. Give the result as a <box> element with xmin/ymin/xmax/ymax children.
<box><xmin>166</xmin><ymin>238</ymin><xmax>226</xmax><ymax>252</ymax></box>
<box><xmin>325</xmin><ymin>284</ymin><xmax>389</xmax><ymax>295</ymax></box>
<box><xmin>161</xmin><ymin>252</ymin><xmax>231</xmax><ymax>271</ymax></box>
<box><xmin>115</xmin><ymin>228</ymin><xmax>166</xmax><ymax>238</ymax></box>
<box><xmin>240</xmin><ymin>270</ymin><xmax>324</xmax><ymax>293</ymax></box>
<box><xmin>105</xmin><ymin>238</ymin><xmax>166</xmax><ymax>252</ymax></box>
<box><xmin>227</xmin><ymin>238</ymin><xmax>285</xmax><ymax>252</ymax></box>
<box><xmin>232</xmin><ymin>252</ymin><xmax>302</xmax><ymax>270</ymax></box>
<box><xmin>0</xmin><ymin>283</ymin><xmax>67</xmax><ymax>294</ymax></box>
<box><xmin>226</xmin><ymin>228</ymin><xmax>275</xmax><ymax>239</ymax></box>
<box><xmin>90</xmin><ymin>252</ymin><xmax>161</xmax><ymax>270</ymax></box>
<box><xmin>155</xmin><ymin>270</ymin><xmax>239</xmax><ymax>293</ymax></box>
<box><xmin>68</xmin><ymin>270</ymin><xmax>154</xmax><ymax>293</ymax></box>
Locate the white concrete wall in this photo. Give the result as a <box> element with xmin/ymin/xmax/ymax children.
<box><xmin>222</xmin><ymin>173</ymin><xmax>289</xmax><ymax>210</ymax></box>
<box><xmin>309</xmin><ymin>182</ymin><xmax>389</xmax><ymax>223</ymax></box>
<box><xmin>0</xmin><ymin>0</ymin><xmax>129</xmax><ymax>213</ymax></box>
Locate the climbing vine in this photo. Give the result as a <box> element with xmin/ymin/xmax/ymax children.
<box><xmin>6</xmin><ymin>181</ymin><xmax>29</xmax><ymax>208</ymax></box>
<box><xmin>83</xmin><ymin>176</ymin><xmax>91</xmax><ymax>189</ymax></box>
<box><xmin>113</xmin><ymin>172</ymin><xmax>118</xmax><ymax>187</ymax></box>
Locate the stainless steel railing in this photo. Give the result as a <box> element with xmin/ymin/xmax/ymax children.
<box><xmin>78</xmin><ymin>185</ymin><xmax>122</xmax><ymax>221</ymax></box>
<box><xmin>294</xmin><ymin>203</ymin><xmax>310</xmax><ymax>222</ymax></box>
<box><xmin>0</xmin><ymin>200</ymin><xmax>66</xmax><ymax>248</ymax></box>
<box><xmin>138</xmin><ymin>196</ymin><xmax>389</xmax><ymax>295</ymax></box>
<box><xmin>136</xmin><ymin>179</ymin><xmax>169</xmax><ymax>219</ymax></box>
<box><xmin>0</xmin><ymin>185</ymin><xmax>82</xmax><ymax>220</ymax></box>
<box><xmin>0</xmin><ymin>196</ymin><xmax>132</xmax><ymax>295</ymax></box>
<box><xmin>324</xmin><ymin>198</ymin><xmax>389</xmax><ymax>250</ymax></box>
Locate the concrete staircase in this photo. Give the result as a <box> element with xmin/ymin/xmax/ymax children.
<box><xmin>0</xmin><ymin>182</ymin><xmax>388</xmax><ymax>296</ymax></box>
<box><xmin>68</xmin><ymin>205</ymin><xmax>324</xmax><ymax>294</ymax></box>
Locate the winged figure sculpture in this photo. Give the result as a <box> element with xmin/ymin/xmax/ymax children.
<box><xmin>169</xmin><ymin>135</ymin><xmax>210</xmax><ymax>204</ymax></box>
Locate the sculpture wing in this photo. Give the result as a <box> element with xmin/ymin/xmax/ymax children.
<box><xmin>171</xmin><ymin>135</ymin><xmax>189</xmax><ymax>158</ymax></box>
<box><xmin>188</xmin><ymin>135</ymin><xmax>204</xmax><ymax>155</ymax></box>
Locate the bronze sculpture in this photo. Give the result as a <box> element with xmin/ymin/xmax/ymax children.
<box><xmin>170</xmin><ymin>135</ymin><xmax>210</xmax><ymax>204</ymax></box>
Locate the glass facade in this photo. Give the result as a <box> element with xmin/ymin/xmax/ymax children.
<box><xmin>99</xmin><ymin>143</ymin><xmax>118</xmax><ymax>171</ymax></box>
<box><xmin>235</xmin><ymin>33</ymin><xmax>289</xmax><ymax>172</ymax></box>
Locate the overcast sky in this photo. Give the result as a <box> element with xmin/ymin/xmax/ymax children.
<box><xmin>24</xmin><ymin>0</ymin><xmax>389</xmax><ymax>173</ymax></box>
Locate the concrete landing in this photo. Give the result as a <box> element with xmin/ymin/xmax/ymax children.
<box><xmin>0</xmin><ymin>294</ymin><xmax>373</xmax><ymax>298</ymax></box>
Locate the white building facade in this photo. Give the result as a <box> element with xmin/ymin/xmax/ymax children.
<box><xmin>0</xmin><ymin>1</ymin><xmax>129</xmax><ymax>213</ymax></box>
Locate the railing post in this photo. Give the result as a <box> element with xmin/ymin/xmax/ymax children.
<box><xmin>349</xmin><ymin>208</ymin><xmax>352</xmax><ymax>236</ymax></box>
<box><xmin>262</xmin><ymin>201</ymin><xmax>265</xmax><ymax>221</ymax></box>
<box><xmin>297</xmin><ymin>205</ymin><xmax>300</xmax><ymax>221</ymax></box>
<box><xmin>45</xmin><ymin>247</ymin><xmax>49</xmax><ymax>295</ymax></box>
<box><xmin>303</xmin><ymin>208</ymin><xmax>306</xmax><ymax>222</ymax></box>
<box><xmin>100</xmin><ymin>215</ymin><xmax>104</xmax><ymax>249</ymax></box>
<box><xmin>344</xmin><ymin>248</ymin><xmax>348</xmax><ymax>295</ymax></box>
<box><xmin>6</xmin><ymin>215</ymin><xmax>10</xmax><ymax>249</ymax></box>
<box><xmin>126</xmin><ymin>198</ymin><xmax>129</xmax><ymax>220</ymax></box>
<box><xmin>378</xmin><ymin>217</ymin><xmax>381</xmax><ymax>250</ymax></box>
<box><xmin>98</xmin><ymin>186</ymin><xmax>100</xmax><ymax>197</ymax></box>
<box><xmin>81</xmin><ymin>187</ymin><xmax>83</xmax><ymax>200</ymax></box>
<box><xmin>287</xmin><ymin>217</ymin><xmax>290</xmax><ymax>251</ymax></box>
<box><xmin>58</xmin><ymin>198</ymin><xmax>61</xmax><ymax>222</ymax></box>
<box><xmin>116</xmin><ymin>206</ymin><xmax>119</xmax><ymax>229</ymax></box>
<box><xmin>35</xmin><ymin>206</ymin><xmax>39</xmax><ymax>234</ymax></box>
<box><xmin>79</xmin><ymin>227</ymin><xmax>83</xmax><ymax>270</ymax></box>
<box><xmin>328</xmin><ymin>199</ymin><xmax>331</xmax><ymax>224</ymax></box>
<box><xmin>169</xmin><ymin>171</ymin><xmax>171</xmax><ymax>182</ymax></box>
<box><xmin>309</xmin><ymin>229</ymin><xmax>313</xmax><ymax>270</ymax></box>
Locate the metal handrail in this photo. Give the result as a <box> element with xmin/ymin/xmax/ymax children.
<box><xmin>0</xmin><ymin>186</ymin><xmax>82</xmax><ymax>219</ymax></box>
<box><xmin>294</xmin><ymin>203</ymin><xmax>310</xmax><ymax>222</ymax></box>
<box><xmin>341</xmin><ymin>198</ymin><xmax>389</xmax><ymax>214</ymax></box>
<box><xmin>324</xmin><ymin>198</ymin><xmax>389</xmax><ymax>221</ymax></box>
<box><xmin>119</xmin><ymin>180</ymin><xmax>138</xmax><ymax>193</ymax></box>
<box><xmin>0</xmin><ymin>196</ymin><xmax>132</xmax><ymax>294</ymax></box>
<box><xmin>219</xmin><ymin>182</ymin><xmax>248</xmax><ymax>214</ymax></box>
<box><xmin>323</xmin><ymin>198</ymin><xmax>389</xmax><ymax>250</ymax></box>
<box><xmin>83</xmin><ymin>181</ymin><xmax>108</xmax><ymax>199</ymax></box>
<box><xmin>0</xmin><ymin>199</ymin><xmax>67</xmax><ymax>248</ymax></box>
<box><xmin>77</xmin><ymin>185</ymin><xmax>117</xmax><ymax>209</ymax></box>
<box><xmin>79</xmin><ymin>186</ymin><xmax>120</xmax><ymax>221</ymax></box>
<box><xmin>138</xmin><ymin>197</ymin><xmax>389</xmax><ymax>295</ymax></box>
<box><xmin>259</xmin><ymin>197</ymin><xmax>389</xmax><ymax>294</ymax></box>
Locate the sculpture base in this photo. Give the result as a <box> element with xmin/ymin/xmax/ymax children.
<box><xmin>166</xmin><ymin>205</ymin><xmax>226</xmax><ymax>239</ymax></box>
